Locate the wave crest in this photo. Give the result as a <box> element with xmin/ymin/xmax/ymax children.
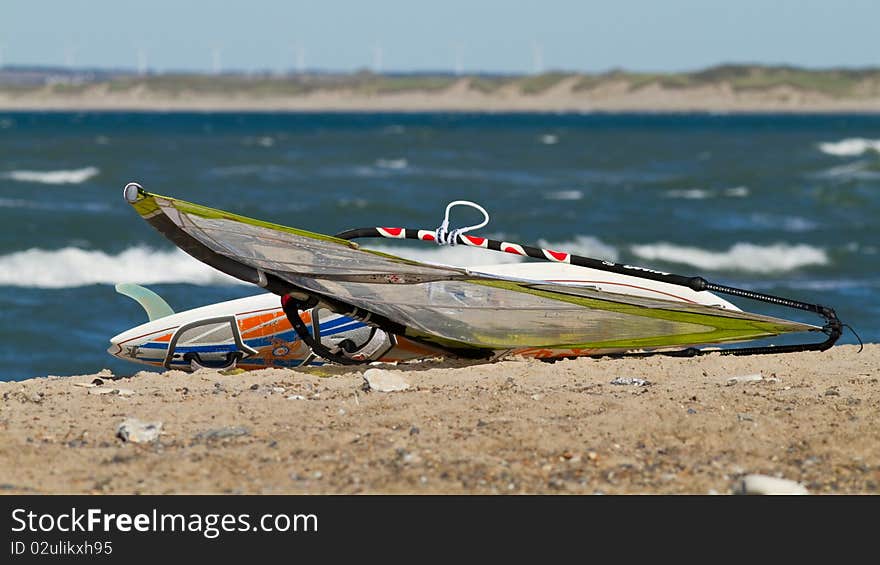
<box><xmin>818</xmin><ymin>138</ymin><xmax>880</xmax><ymax>157</ymax></box>
<box><xmin>0</xmin><ymin>239</ymin><xmax>831</xmax><ymax>289</ymax></box>
<box><xmin>0</xmin><ymin>247</ymin><xmax>242</xmax><ymax>288</ymax></box>
<box><xmin>630</xmin><ymin>242</ymin><xmax>828</xmax><ymax>273</ymax></box>
<box><xmin>2</xmin><ymin>166</ymin><xmax>100</xmax><ymax>185</ymax></box>
<box><xmin>544</xmin><ymin>190</ymin><xmax>583</xmax><ymax>201</ymax></box>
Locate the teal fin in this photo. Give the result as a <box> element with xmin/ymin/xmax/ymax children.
<box><xmin>115</xmin><ymin>283</ymin><xmax>175</xmax><ymax>321</ymax></box>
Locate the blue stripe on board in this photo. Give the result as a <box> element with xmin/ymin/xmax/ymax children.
<box><xmin>140</xmin><ymin>321</ymin><xmax>364</xmax><ymax>356</ymax></box>
<box><xmin>171</xmin><ymin>344</ymin><xmax>239</xmax><ymax>354</ymax></box>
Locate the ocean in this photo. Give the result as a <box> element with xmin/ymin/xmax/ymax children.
<box><xmin>0</xmin><ymin>111</ymin><xmax>877</xmax><ymax>381</ymax></box>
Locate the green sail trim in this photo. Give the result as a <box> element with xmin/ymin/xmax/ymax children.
<box><xmin>466</xmin><ymin>279</ymin><xmax>800</xmax><ymax>349</ymax></box>
<box><xmin>127</xmin><ymin>187</ymin><xmax>817</xmax><ymax>354</ymax></box>
<box><xmin>133</xmin><ymin>190</ymin><xmax>438</xmax><ymax>268</ymax></box>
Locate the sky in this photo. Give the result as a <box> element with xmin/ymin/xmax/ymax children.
<box><xmin>2</xmin><ymin>0</ymin><xmax>879</xmax><ymax>74</ymax></box>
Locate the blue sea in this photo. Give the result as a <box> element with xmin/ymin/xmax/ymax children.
<box><xmin>0</xmin><ymin>112</ymin><xmax>877</xmax><ymax>381</ymax></box>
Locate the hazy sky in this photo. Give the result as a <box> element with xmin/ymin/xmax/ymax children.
<box><xmin>2</xmin><ymin>0</ymin><xmax>879</xmax><ymax>73</ymax></box>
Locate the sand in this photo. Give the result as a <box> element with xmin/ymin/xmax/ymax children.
<box><xmin>4</xmin><ymin>79</ymin><xmax>880</xmax><ymax>112</ymax></box>
<box><xmin>0</xmin><ymin>343</ymin><xmax>876</xmax><ymax>495</ymax></box>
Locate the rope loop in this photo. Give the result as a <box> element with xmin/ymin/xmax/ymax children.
<box><xmin>434</xmin><ymin>200</ymin><xmax>489</xmax><ymax>246</ymax></box>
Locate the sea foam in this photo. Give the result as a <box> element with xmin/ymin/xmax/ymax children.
<box><xmin>630</xmin><ymin>242</ymin><xmax>828</xmax><ymax>273</ymax></box>
<box><xmin>544</xmin><ymin>189</ymin><xmax>583</xmax><ymax>201</ymax></box>
<box><xmin>664</xmin><ymin>188</ymin><xmax>711</xmax><ymax>200</ymax></box>
<box><xmin>664</xmin><ymin>186</ymin><xmax>749</xmax><ymax>200</ymax></box>
<box><xmin>818</xmin><ymin>138</ymin><xmax>880</xmax><ymax>157</ymax></box>
<box><xmin>0</xmin><ymin>247</ymin><xmax>242</xmax><ymax>288</ymax></box>
<box><xmin>1</xmin><ymin>166</ymin><xmax>100</xmax><ymax>185</ymax></box>
<box><xmin>0</xmin><ymin>239</ymin><xmax>828</xmax><ymax>289</ymax></box>
<box><xmin>375</xmin><ymin>158</ymin><xmax>408</xmax><ymax>170</ymax></box>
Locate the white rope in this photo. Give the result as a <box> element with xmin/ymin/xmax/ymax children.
<box><xmin>434</xmin><ymin>200</ymin><xmax>490</xmax><ymax>246</ymax></box>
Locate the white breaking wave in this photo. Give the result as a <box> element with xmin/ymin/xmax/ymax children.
<box><xmin>818</xmin><ymin>138</ymin><xmax>880</xmax><ymax>157</ymax></box>
<box><xmin>664</xmin><ymin>186</ymin><xmax>749</xmax><ymax>200</ymax></box>
<box><xmin>0</xmin><ymin>247</ymin><xmax>242</xmax><ymax>288</ymax></box>
<box><xmin>544</xmin><ymin>189</ymin><xmax>583</xmax><ymax>200</ymax></box>
<box><xmin>724</xmin><ymin>186</ymin><xmax>750</xmax><ymax>197</ymax></box>
<box><xmin>664</xmin><ymin>188</ymin><xmax>710</xmax><ymax>200</ymax></box>
<box><xmin>375</xmin><ymin>158</ymin><xmax>408</xmax><ymax>170</ymax></box>
<box><xmin>1</xmin><ymin>166</ymin><xmax>100</xmax><ymax>185</ymax></box>
<box><xmin>630</xmin><ymin>242</ymin><xmax>828</xmax><ymax>273</ymax></box>
<box><xmin>3</xmin><ymin>239</ymin><xmax>823</xmax><ymax>288</ymax></box>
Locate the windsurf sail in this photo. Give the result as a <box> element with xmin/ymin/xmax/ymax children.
<box><xmin>123</xmin><ymin>183</ymin><xmax>841</xmax><ymax>360</ymax></box>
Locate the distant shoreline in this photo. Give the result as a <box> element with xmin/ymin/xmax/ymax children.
<box><xmin>4</xmin><ymin>65</ymin><xmax>880</xmax><ymax>113</ymax></box>
<box><xmin>3</xmin><ymin>88</ymin><xmax>880</xmax><ymax>114</ymax></box>
<box><xmin>4</xmin><ymin>104</ymin><xmax>880</xmax><ymax>114</ymax></box>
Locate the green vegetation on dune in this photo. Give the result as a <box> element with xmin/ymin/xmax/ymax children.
<box><xmin>100</xmin><ymin>72</ymin><xmax>459</xmax><ymax>97</ymax></box>
<box><xmin>708</xmin><ymin>65</ymin><xmax>880</xmax><ymax>97</ymax></box>
<box><xmin>106</xmin><ymin>74</ymin><xmax>320</xmax><ymax>97</ymax></box>
<box><xmin>345</xmin><ymin>72</ymin><xmax>458</xmax><ymax>94</ymax></box>
<box><xmin>517</xmin><ymin>72</ymin><xmax>574</xmax><ymax>94</ymax></box>
<box><xmin>651</xmin><ymin>65</ymin><xmax>880</xmax><ymax>97</ymax></box>
<box><xmin>571</xmin><ymin>65</ymin><xmax>880</xmax><ymax>98</ymax></box>
<box><xmin>572</xmin><ymin>69</ymin><xmax>695</xmax><ymax>92</ymax></box>
<box><xmin>467</xmin><ymin>75</ymin><xmax>516</xmax><ymax>93</ymax></box>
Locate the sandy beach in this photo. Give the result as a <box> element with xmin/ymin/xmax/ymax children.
<box><xmin>4</xmin><ymin>77</ymin><xmax>880</xmax><ymax>113</ymax></box>
<box><xmin>0</xmin><ymin>343</ymin><xmax>875</xmax><ymax>495</ymax></box>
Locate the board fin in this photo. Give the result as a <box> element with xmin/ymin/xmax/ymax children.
<box><xmin>115</xmin><ymin>283</ymin><xmax>175</xmax><ymax>321</ymax></box>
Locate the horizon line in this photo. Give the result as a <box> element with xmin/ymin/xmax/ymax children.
<box><xmin>3</xmin><ymin>61</ymin><xmax>880</xmax><ymax>78</ymax></box>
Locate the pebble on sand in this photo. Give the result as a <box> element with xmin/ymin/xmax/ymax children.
<box><xmin>610</xmin><ymin>377</ymin><xmax>651</xmax><ymax>386</ymax></box>
<box><xmin>726</xmin><ymin>373</ymin><xmax>764</xmax><ymax>386</ymax></box>
<box><xmin>363</xmin><ymin>368</ymin><xmax>410</xmax><ymax>392</ymax></box>
<box><xmin>88</xmin><ymin>387</ymin><xmax>136</xmax><ymax>396</ymax></box>
<box><xmin>736</xmin><ymin>474</ymin><xmax>809</xmax><ymax>495</ymax></box>
<box><xmin>116</xmin><ymin>418</ymin><xmax>163</xmax><ymax>443</ymax></box>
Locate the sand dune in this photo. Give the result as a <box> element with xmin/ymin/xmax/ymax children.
<box><xmin>4</xmin><ymin>77</ymin><xmax>880</xmax><ymax>112</ymax></box>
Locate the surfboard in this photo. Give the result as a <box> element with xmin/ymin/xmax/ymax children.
<box><xmin>109</xmin><ymin>289</ymin><xmax>445</xmax><ymax>371</ymax></box>
<box><xmin>107</xmin><ymin>262</ymin><xmax>746</xmax><ymax>372</ymax></box>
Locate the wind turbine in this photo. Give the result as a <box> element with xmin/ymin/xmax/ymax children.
<box><xmin>64</xmin><ymin>45</ymin><xmax>76</xmax><ymax>69</ymax></box>
<box><xmin>211</xmin><ymin>47</ymin><xmax>222</xmax><ymax>74</ymax></box>
<box><xmin>137</xmin><ymin>47</ymin><xmax>148</xmax><ymax>76</ymax></box>
<box><xmin>295</xmin><ymin>43</ymin><xmax>306</xmax><ymax>74</ymax></box>
<box><xmin>372</xmin><ymin>42</ymin><xmax>383</xmax><ymax>74</ymax></box>
<box><xmin>454</xmin><ymin>43</ymin><xmax>464</xmax><ymax>76</ymax></box>
<box><xmin>531</xmin><ymin>41</ymin><xmax>544</xmax><ymax>75</ymax></box>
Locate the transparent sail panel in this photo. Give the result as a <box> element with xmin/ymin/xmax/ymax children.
<box><xmin>151</xmin><ymin>196</ymin><xmax>817</xmax><ymax>350</ymax></box>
